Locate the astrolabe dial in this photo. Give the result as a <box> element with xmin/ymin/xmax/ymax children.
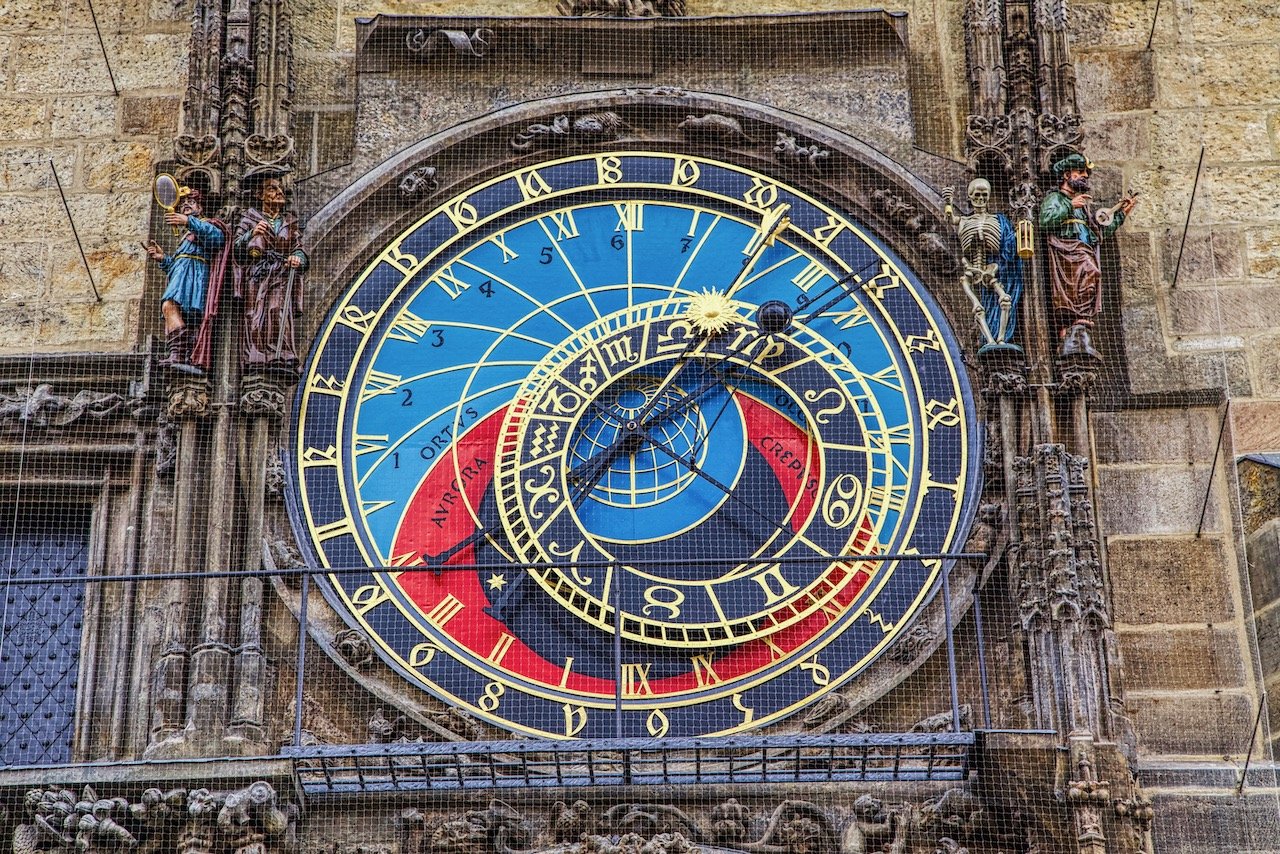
<box><xmin>290</xmin><ymin>150</ymin><xmax>980</xmax><ymax>738</ymax></box>
<box><xmin>494</xmin><ymin>301</ymin><xmax>883</xmax><ymax>649</ymax></box>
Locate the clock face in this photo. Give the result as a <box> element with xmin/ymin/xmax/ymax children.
<box><xmin>290</xmin><ymin>151</ymin><xmax>980</xmax><ymax>738</ymax></box>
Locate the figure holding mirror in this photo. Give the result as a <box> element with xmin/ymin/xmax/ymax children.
<box><xmin>144</xmin><ymin>175</ymin><xmax>231</xmax><ymax>374</ymax></box>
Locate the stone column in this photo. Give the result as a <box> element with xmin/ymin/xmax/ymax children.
<box><xmin>147</xmin><ymin>377</ymin><xmax>210</xmax><ymax>755</ymax></box>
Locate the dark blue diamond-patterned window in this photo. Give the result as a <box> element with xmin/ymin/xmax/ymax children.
<box><xmin>0</xmin><ymin>506</ymin><xmax>89</xmax><ymax>766</ymax></box>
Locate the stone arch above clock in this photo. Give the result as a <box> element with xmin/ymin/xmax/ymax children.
<box><xmin>302</xmin><ymin>89</ymin><xmax>968</xmax><ymax>354</ymax></box>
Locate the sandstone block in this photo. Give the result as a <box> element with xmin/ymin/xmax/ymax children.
<box><xmin>1180</xmin><ymin>0</ymin><xmax>1280</xmax><ymax>45</ymax></box>
<box><xmin>1254</xmin><ymin>601</ymin><xmax>1280</xmax><ymax>674</ymax></box>
<box><xmin>1152</xmin><ymin>109</ymin><xmax>1274</xmax><ymax>165</ymax></box>
<box><xmin>1154</xmin><ymin>44</ymin><xmax>1280</xmax><ymax>108</ymax></box>
<box><xmin>1151</xmin><ymin>792</ymin><xmax>1280</xmax><ymax>854</ymax></box>
<box><xmin>50</xmin><ymin>95</ymin><xmax>121</xmax><ymax>138</ymax></box>
<box><xmin>1243</xmin><ymin>225</ymin><xmax>1280</xmax><ymax>277</ymax></box>
<box><xmin>145</xmin><ymin>0</ymin><xmax>191</xmax><ymax>24</ymax></box>
<box><xmin>0</xmin><ymin>97</ymin><xmax>49</xmax><ymax>141</ymax></box>
<box><xmin>0</xmin><ymin>0</ymin><xmax>63</xmax><ymax>34</ymax></box>
<box><xmin>1082</xmin><ymin>113</ymin><xmax>1150</xmax><ymax>162</ymax></box>
<box><xmin>0</xmin><ymin>242</ymin><xmax>49</xmax><ymax>299</ymax></box>
<box><xmin>121</xmin><ymin>96</ymin><xmax>180</xmax><ymax>136</ymax></box>
<box><xmin>1117</xmin><ymin>626</ymin><xmax>1247</xmax><ymax>691</ymax></box>
<box><xmin>48</xmin><ymin>239</ymin><xmax>146</xmax><ymax>303</ymax></box>
<box><xmin>1127</xmin><ymin>690</ymin><xmax>1256</xmax><ymax>755</ymax></box>
<box><xmin>1230</xmin><ymin>400</ymin><xmax>1280</xmax><ymax>454</ymax></box>
<box><xmin>295</xmin><ymin>53</ymin><xmax>356</xmax><ymax>107</ymax></box>
<box><xmin>1070</xmin><ymin>1</ymin><xmax>1156</xmax><ymax>49</ymax></box>
<box><xmin>110</xmin><ymin>34</ymin><xmax>189</xmax><ymax>92</ymax></box>
<box><xmin>1117</xmin><ymin>230</ymin><xmax>1156</xmax><ymax>302</ymax></box>
<box><xmin>0</xmin><ymin>147</ymin><xmax>77</xmax><ymax>193</ymax></box>
<box><xmin>1245</xmin><ymin>331</ymin><xmax>1280</xmax><ymax>398</ymax></box>
<box><xmin>316</xmin><ymin>110</ymin><xmax>357</xmax><ymax>170</ymax></box>
<box><xmin>1096</xmin><ymin>465</ymin><xmax>1223</xmax><ymax>536</ymax></box>
<box><xmin>1092</xmin><ymin>407</ymin><xmax>1222</xmax><ymax>464</ymax></box>
<box><xmin>63</xmin><ymin>191</ymin><xmax>151</xmax><ymax>242</ymax></box>
<box><xmin>83</xmin><ymin>142</ymin><xmax>157</xmax><ymax>192</ymax></box>
<box><xmin>1108</xmin><ymin>536</ymin><xmax>1234</xmax><ymax>624</ymax></box>
<box><xmin>1160</xmin><ymin>228</ymin><xmax>1244</xmax><ymax>286</ymax></box>
<box><xmin>1167</xmin><ymin>285</ymin><xmax>1280</xmax><ymax>335</ymax></box>
<box><xmin>1076</xmin><ymin>50</ymin><xmax>1154</xmax><ymax>113</ymax></box>
<box><xmin>1197</xmin><ymin>164</ymin><xmax>1280</xmax><ymax>227</ymax></box>
<box><xmin>12</xmin><ymin>35</ymin><xmax>114</xmax><ymax>95</ymax></box>
<box><xmin>0</xmin><ymin>193</ymin><xmax>56</xmax><ymax>240</ymax></box>
<box><xmin>1125</xmin><ymin>165</ymin><xmax>1194</xmax><ymax>230</ymax></box>
<box><xmin>292</xmin><ymin>0</ymin><xmax>340</xmax><ymax>52</ymax></box>
<box><xmin>0</xmin><ymin>296</ymin><xmax>54</xmax><ymax>351</ymax></box>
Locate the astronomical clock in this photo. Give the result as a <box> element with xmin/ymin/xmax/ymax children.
<box><xmin>288</xmin><ymin>134</ymin><xmax>981</xmax><ymax>740</ymax></box>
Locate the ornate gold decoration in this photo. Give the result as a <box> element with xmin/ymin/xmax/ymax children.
<box><xmin>685</xmin><ymin>289</ymin><xmax>738</xmax><ymax>336</ymax></box>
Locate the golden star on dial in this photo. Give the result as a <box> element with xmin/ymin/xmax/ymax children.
<box><xmin>487</xmin><ymin>573</ymin><xmax>507</xmax><ymax>590</ymax></box>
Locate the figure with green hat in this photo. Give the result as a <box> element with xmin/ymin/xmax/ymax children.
<box><xmin>1039</xmin><ymin>151</ymin><xmax>1138</xmax><ymax>359</ymax></box>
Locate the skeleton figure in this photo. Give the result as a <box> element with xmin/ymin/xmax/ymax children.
<box><xmin>942</xmin><ymin>179</ymin><xmax>1023</xmax><ymax>348</ymax></box>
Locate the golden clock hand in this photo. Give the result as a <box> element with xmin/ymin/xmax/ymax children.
<box><xmin>724</xmin><ymin>203</ymin><xmax>791</xmax><ymax>300</ymax></box>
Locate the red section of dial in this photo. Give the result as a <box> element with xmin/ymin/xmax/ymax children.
<box><xmin>389</xmin><ymin>391</ymin><xmax>873</xmax><ymax>700</ymax></box>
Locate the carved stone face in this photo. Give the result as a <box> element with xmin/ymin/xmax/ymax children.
<box><xmin>967</xmin><ymin>179</ymin><xmax>991</xmax><ymax>212</ymax></box>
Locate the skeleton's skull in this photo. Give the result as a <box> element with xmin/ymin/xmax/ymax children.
<box><xmin>967</xmin><ymin>178</ymin><xmax>991</xmax><ymax>211</ymax></box>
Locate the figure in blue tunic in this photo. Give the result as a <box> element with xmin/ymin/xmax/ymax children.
<box><xmin>144</xmin><ymin>189</ymin><xmax>229</xmax><ymax>374</ymax></box>
<box><xmin>942</xmin><ymin>178</ymin><xmax>1024</xmax><ymax>351</ymax></box>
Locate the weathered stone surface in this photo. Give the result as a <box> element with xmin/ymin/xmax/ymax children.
<box><xmin>1246</xmin><ymin>333</ymin><xmax>1280</xmax><ymax>398</ymax></box>
<box><xmin>1240</xmin><ymin>467</ymin><xmax>1280</xmax><ymax>540</ymax></box>
<box><xmin>1096</xmin><ymin>465</ymin><xmax>1224</xmax><ymax>536</ymax></box>
<box><xmin>295</xmin><ymin>53</ymin><xmax>355</xmax><ymax>106</ymax></box>
<box><xmin>11</xmin><ymin>34</ymin><xmax>114</xmax><ymax>95</ymax></box>
<box><xmin>1150</xmin><ymin>792</ymin><xmax>1280</xmax><ymax>854</ymax></box>
<box><xmin>121</xmin><ymin>95</ymin><xmax>181</xmax><ymax>135</ymax></box>
<box><xmin>1160</xmin><ymin>228</ymin><xmax>1244</xmax><ymax>286</ymax></box>
<box><xmin>292</xmin><ymin>0</ymin><xmax>340</xmax><ymax>52</ymax></box>
<box><xmin>1081</xmin><ymin>113</ymin><xmax>1149</xmax><ymax>162</ymax></box>
<box><xmin>0</xmin><ymin>0</ymin><xmax>63</xmax><ymax>33</ymax></box>
<box><xmin>1151</xmin><ymin>109</ymin><xmax>1275</xmax><ymax>166</ymax></box>
<box><xmin>1069</xmin><ymin>1</ymin><xmax>1157</xmax><ymax>49</ymax></box>
<box><xmin>1108</xmin><ymin>535</ymin><xmax>1235</xmax><ymax>624</ymax></box>
<box><xmin>1075</xmin><ymin>49</ymin><xmax>1154</xmax><ymax>113</ymax></box>
<box><xmin>0</xmin><ymin>97</ymin><xmax>49</xmax><ymax>140</ymax></box>
<box><xmin>1167</xmin><ymin>285</ymin><xmax>1280</xmax><ymax>335</ymax></box>
<box><xmin>1231</xmin><ymin>401</ymin><xmax>1280</xmax><ymax>454</ymax></box>
<box><xmin>1180</xmin><ymin>0</ymin><xmax>1280</xmax><ymax>45</ymax></box>
<box><xmin>1092</xmin><ymin>407</ymin><xmax>1222</xmax><ymax>464</ymax></box>
<box><xmin>1154</xmin><ymin>44</ymin><xmax>1280</xmax><ymax>108</ymax></box>
<box><xmin>1197</xmin><ymin>164</ymin><xmax>1280</xmax><ymax>226</ymax></box>
<box><xmin>0</xmin><ymin>146</ymin><xmax>77</xmax><ymax>193</ymax></box>
<box><xmin>1254</xmin><ymin>600</ymin><xmax>1280</xmax><ymax>676</ymax></box>
<box><xmin>83</xmin><ymin>142</ymin><xmax>157</xmax><ymax>192</ymax></box>
<box><xmin>1127</xmin><ymin>690</ymin><xmax>1256</xmax><ymax>755</ymax></box>
<box><xmin>0</xmin><ymin>241</ymin><xmax>49</xmax><ymax>298</ymax></box>
<box><xmin>1117</xmin><ymin>229</ymin><xmax>1156</xmax><ymax>302</ymax></box>
<box><xmin>1118</xmin><ymin>625</ymin><xmax>1248</xmax><ymax>691</ymax></box>
<box><xmin>50</xmin><ymin>95</ymin><xmax>120</xmax><ymax>138</ymax></box>
<box><xmin>110</xmin><ymin>34</ymin><xmax>189</xmax><ymax>91</ymax></box>
<box><xmin>1243</xmin><ymin>225</ymin><xmax>1280</xmax><ymax>277</ymax></box>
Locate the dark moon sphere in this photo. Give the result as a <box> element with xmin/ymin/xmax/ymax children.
<box><xmin>757</xmin><ymin>299</ymin><xmax>793</xmax><ymax>334</ymax></box>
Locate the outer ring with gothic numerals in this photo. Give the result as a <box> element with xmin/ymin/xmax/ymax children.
<box><xmin>289</xmin><ymin>150</ymin><xmax>981</xmax><ymax>739</ymax></box>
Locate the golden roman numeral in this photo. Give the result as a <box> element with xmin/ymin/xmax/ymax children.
<box><xmin>813</xmin><ymin>216</ymin><xmax>845</xmax><ymax>246</ymax></box>
<box><xmin>426</xmin><ymin>594</ymin><xmax>465</xmax><ymax>628</ymax></box>
<box><xmin>613</xmin><ymin>201</ymin><xmax>644</xmax><ymax>232</ymax></box>
<box><xmin>301</xmin><ymin>445</ymin><xmax>339</xmax><ymax>467</ymax></box>
<box><xmin>489</xmin><ymin>232</ymin><xmax>519</xmax><ymax>263</ymax></box>
<box><xmin>360</xmin><ymin>370</ymin><xmax>403</xmax><ymax>402</ymax></box>
<box><xmin>430</xmin><ymin>264</ymin><xmax>470</xmax><ymax>300</ymax></box>
<box><xmin>487</xmin><ymin>633</ymin><xmax>516</xmax><ymax>664</ymax></box>
<box><xmin>791</xmin><ymin>260</ymin><xmax>828</xmax><ymax>292</ymax></box>
<box><xmin>353</xmin><ymin>434</ymin><xmax>388</xmax><ymax>456</ymax></box>
<box><xmin>751</xmin><ymin>565</ymin><xmax>799</xmax><ymax>605</ymax></box>
<box><xmin>307</xmin><ymin>374</ymin><xmax>345</xmax><ymax>396</ymax></box>
<box><xmin>621</xmin><ymin>662</ymin><xmax>653</xmax><ymax>696</ymax></box>
<box><xmin>387</xmin><ymin>309</ymin><xmax>431</xmax><ymax>343</ymax></box>
<box><xmin>925</xmin><ymin>398</ymin><xmax>962</xmax><ymax>429</ymax></box>
<box><xmin>742</xmin><ymin>177</ymin><xmax>779</xmax><ymax>209</ymax></box>
<box><xmin>336</xmin><ymin>303</ymin><xmax>377</xmax><ymax>333</ymax></box>
<box><xmin>546</xmin><ymin>210</ymin><xmax>579</xmax><ymax>240</ymax></box>
<box><xmin>691</xmin><ymin>653</ymin><xmax>722</xmax><ymax>686</ymax></box>
<box><xmin>671</xmin><ymin>157</ymin><xmax>701</xmax><ymax>186</ymax></box>
<box><xmin>444</xmin><ymin>198</ymin><xmax>479</xmax><ymax>231</ymax></box>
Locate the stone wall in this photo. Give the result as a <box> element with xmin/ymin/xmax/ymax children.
<box><xmin>1074</xmin><ymin>0</ymin><xmax>1280</xmax><ymax>401</ymax></box>
<box><xmin>0</xmin><ymin>0</ymin><xmax>187</xmax><ymax>354</ymax></box>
